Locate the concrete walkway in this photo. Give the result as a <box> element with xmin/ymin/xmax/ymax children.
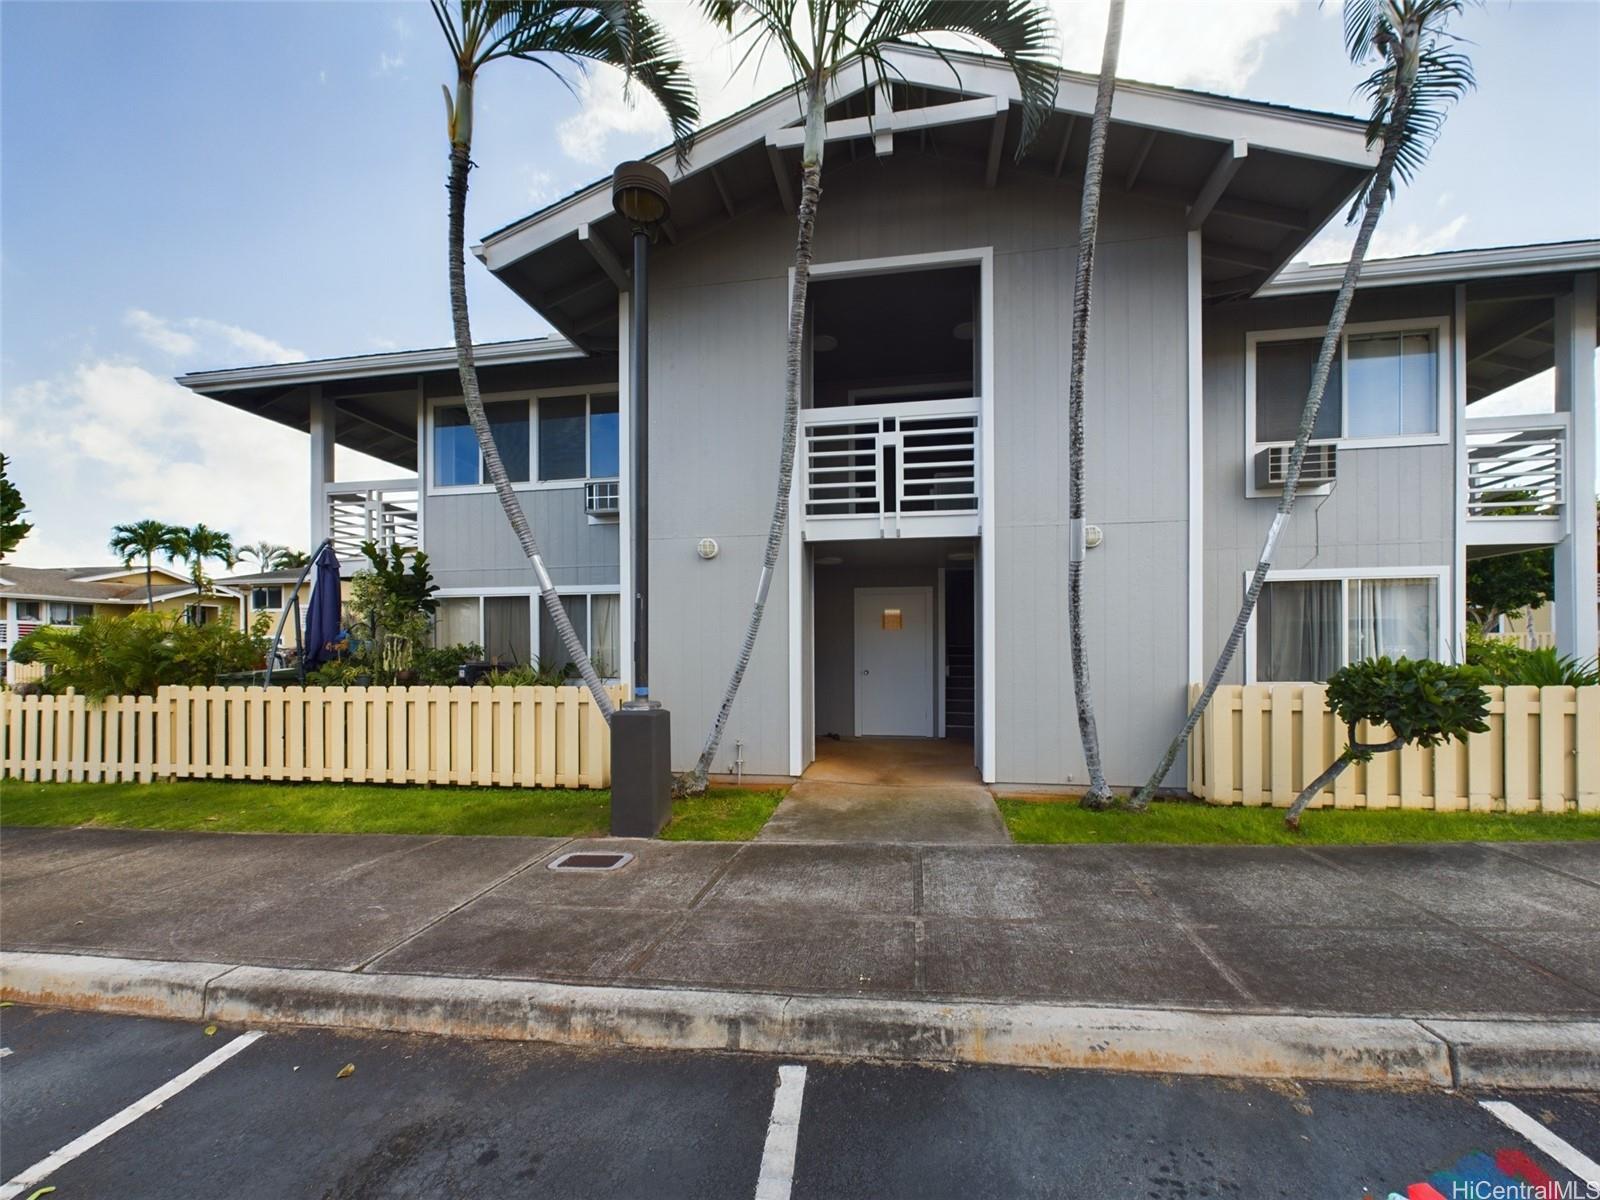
<box><xmin>3</xmin><ymin>827</ymin><xmax>1598</xmax><ymax>1018</ymax></box>
<box><xmin>761</xmin><ymin>736</ymin><xmax>1009</xmax><ymax>843</ymax></box>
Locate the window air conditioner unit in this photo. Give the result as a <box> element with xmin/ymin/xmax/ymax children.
<box><xmin>584</xmin><ymin>480</ymin><xmax>620</xmax><ymax>516</ymax></box>
<box><xmin>1255</xmin><ymin>443</ymin><xmax>1337</xmax><ymax>490</ymax></box>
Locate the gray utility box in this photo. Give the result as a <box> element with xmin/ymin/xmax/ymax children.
<box><xmin>610</xmin><ymin>705</ymin><xmax>673</xmax><ymax>837</ymax></box>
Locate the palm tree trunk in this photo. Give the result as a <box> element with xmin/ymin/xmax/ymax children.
<box><xmin>681</xmin><ymin>83</ymin><xmax>826</xmax><ymax>795</ymax></box>
<box><xmin>445</xmin><ymin>89</ymin><xmax>614</xmax><ymax>722</ymax></box>
<box><xmin>1129</xmin><ymin>85</ymin><xmax>1415</xmax><ymax>811</ymax></box>
<box><xmin>144</xmin><ymin>556</ymin><xmax>154</xmax><ymax>612</ymax></box>
<box><xmin>1068</xmin><ymin>0</ymin><xmax>1124</xmax><ymax>810</ymax></box>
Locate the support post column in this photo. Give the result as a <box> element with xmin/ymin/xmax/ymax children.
<box><xmin>308</xmin><ymin>385</ymin><xmax>335</xmax><ymax>552</ymax></box>
<box><xmin>1553</xmin><ymin>272</ymin><xmax>1597</xmax><ymax>661</ymax></box>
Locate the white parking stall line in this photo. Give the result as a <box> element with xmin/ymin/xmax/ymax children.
<box><xmin>1480</xmin><ymin>1099</ymin><xmax>1600</xmax><ymax>1185</ymax></box>
<box><xmin>0</xmin><ymin>1030</ymin><xmax>265</xmax><ymax>1200</ymax></box>
<box><xmin>754</xmin><ymin>1064</ymin><xmax>808</xmax><ymax>1200</ymax></box>
<box><xmin>0</xmin><ymin>1048</ymin><xmax>12</xmax><ymax>1058</ymax></box>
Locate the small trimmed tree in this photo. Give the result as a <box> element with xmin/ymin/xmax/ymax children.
<box><xmin>1466</xmin><ymin>549</ymin><xmax>1553</xmax><ymax>631</ymax></box>
<box><xmin>1285</xmin><ymin>656</ymin><xmax>1490</xmax><ymax>830</ymax></box>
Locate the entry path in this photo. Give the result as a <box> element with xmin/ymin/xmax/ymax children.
<box><xmin>761</xmin><ymin>735</ymin><xmax>1009</xmax><ymax>844</ymax></box>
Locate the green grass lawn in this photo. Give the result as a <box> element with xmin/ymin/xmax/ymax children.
<box><xmin>997</xmin><ymin>795</ymin><xmax>1600</xmax><ymax>845</ymax></box>
<box><xmin>0</xmin><ymin>780</ymin><xmax>785</xmax><ymax>841</ymax></box>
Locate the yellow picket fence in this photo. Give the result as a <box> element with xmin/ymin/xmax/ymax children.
<box><xmin>1189</xmin><ymin>683</ymin><xmax>1600</xmax><ymax>812</ymax></box>
<box><xmin>0</xmin><ymin>685</ymin><xmax>623</xmax><ymax>790</ymax></box>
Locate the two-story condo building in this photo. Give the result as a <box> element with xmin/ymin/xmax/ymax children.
<box><xmin>180</xmin><ymin>47</ymin><xmax>1599</xmax><ymax>790</ymax></box>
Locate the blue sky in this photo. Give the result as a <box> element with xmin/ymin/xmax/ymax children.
<box><xmin>2</xmin><ymin>0</ymin><xmax>1597</xmax><ymax>564</ymax></box>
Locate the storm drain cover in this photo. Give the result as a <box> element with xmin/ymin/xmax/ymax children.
<box><xmin>548</xmin><ymin>851</ymin><xmax>635</xmax><ymax>872</ymax></box>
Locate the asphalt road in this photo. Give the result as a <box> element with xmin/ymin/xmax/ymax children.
<box><xmin>1</xmin><ymin>1005</ymin><xmax>1596</xmax><ymax>1199</ymax></box>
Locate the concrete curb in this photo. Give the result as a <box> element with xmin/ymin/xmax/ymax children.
<box><xmin>1420</xmin><ymin>1018</ymin><xmax>1600</xmax><ymax>1090</ymax></box>
<box><xmin>4</xmin><ymin>951</ymin><xmax>1593</xmax><ymax>1089</ymax></box>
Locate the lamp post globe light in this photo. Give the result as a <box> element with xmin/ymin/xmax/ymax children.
<box><xmin>609</xmin><ymin>160</ymin><xmax>674</xmax><ymax>837</ymax></box>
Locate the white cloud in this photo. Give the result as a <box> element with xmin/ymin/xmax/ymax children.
<box><xmin>124</xmin><ymin>309</ymin><xmax>305</xmax><ymax>364</ymax></box>
<box><xmin>1301</xmin><ymin>212</ymin><xmax>1470</xmax><ymax>265</ymax></box>
<box><xmin>522</xmin><ymin>167</ymin><xmax>557</xmax><ymax>204</ymax></box>
<box><xmin>125</xmin><ymin>309</ymin><xmax>198</xmax><ymax>356</ymax></box>
<box><xmin>553</xmin><ymin>0</ymin><xmax>1300</xmax><ymax>167</ymax></box>
<box><xmin>1</xmin><ymin>360</ymin><xmax>391</xmax><ymax>565</ymax></box>
<box><xmin>377</xmin><ymin>50</ymin><xmax>406</xmax><ymax>75</ymax></box>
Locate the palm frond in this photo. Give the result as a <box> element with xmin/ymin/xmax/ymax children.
<box><xmin>1345</xmin><ymin>0</ymin><xmax>1475</xmax><ymax>214</ymax></box>
<box><xmin>843</xmin><ymin>0</ymin><xmax>1058</xmax><ymax>157</ymax></box>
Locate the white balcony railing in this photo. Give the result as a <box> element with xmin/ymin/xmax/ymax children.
<box><xmin>1466</xmin><ymin>414</ymin><xmax>1568</xmax><ymax>519</ymax></box>
<box><xmin>801</xmin><ymin>397</ymin><xmax>980</xmax><ymax>539</ymax></box>
<box><xmin>325</xmin><ymin>479</ymin><xmax>420</xmax><ymax>561</ymax></box>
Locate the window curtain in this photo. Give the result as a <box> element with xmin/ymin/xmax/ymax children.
<box><xmin>484</xmin><ymin>596</ymin><xmax>532</xmax><ymax>666</ymax></box>
<box><xmin>591</xmin><ymin>594</ymin><xmax>620</xmax><ymax>679</ymax></box>
<box><xmin>434</xmin><ymin>597</ymin><xmax>479</xmax><ymax>649</ymax></box>
<box><xmin>1259</xmin><ymin>580</ymin><xmax>1341</xmax><ymax>681</ymax></box>
<box><xmin>1349</xmin><ymin>578</ymin><xmax>1435</xmax><ymax>662</ymax></box>
<box><xmin>539</xmin><ymin>594</ymin><xmax>588</xmax><ymax>675</ymax></box>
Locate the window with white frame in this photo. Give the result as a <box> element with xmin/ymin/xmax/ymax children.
<box><xmin>433</xmin><ymin>591</ymin><xmax>620</xmax><ymax>678</ymax></box>
<box><xmin>15</xmin><ymin>601</ymin><xmax>42</xmax><ymax>621</ymax></box>
<box><xmin>251</xmin><ymin>586</ymin><xmax>284</xmax><ymax>610</ymax></box>
<box><xmin>1254</xmin><ymin>573</ymin><xmax>1441</xmax><ymax>682</ymax></box>
<box><xmin>433</xmin><ymin>400</ymin><xmax>530</xmax><ymax>487</ymax></box>
<box><xmin>1249</xmin><ymin>321</ymin><xmax>1445</xmax><ymax>454</ymax></box>
<box><xmin>430</xmin><ymin>393</ymin><xmax>618</xmax><ymax>490</ymax></box>
<box><xmin>47</xmin><ymin>602</ymin><xmax>95</xmax><ymax>625</ymax></box>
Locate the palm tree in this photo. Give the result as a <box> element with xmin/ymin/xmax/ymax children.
<box><xmin>109</xmin><ymin>519</ymin><xmax>177</xmax><ymax>611</ymax></box>
<box><xmin>167</xmin><ymin>523</ymin><xmax>236</xmax><ymax>620</ymax></box>
<box><xmin>682</xmin><ymin>0</ymin><xmax>1059</xmax><ymax>794</ymax></box>
<box><xmin>431</xmin><ymin>0</ymin><xmax>698</xmax><ymax>723</ymax></box>
<box><xmin>1131</xmin><ymin>0</ymin><xmax>1475</xmax><ymax>809</ymax></box>
<box><xmin>1066</xmin><ymin>0</ymin><xmax>1123</xmax><ymax>811</ymax></box>
<box><xmin>239</xmin><ymin>541</ymin><xmax>291</xmax><ymax>571</ymax></box>
<box><xmin>276</xmin><ymin>549</ymin><xmax>312</xmax><ymax>570</ymax></box>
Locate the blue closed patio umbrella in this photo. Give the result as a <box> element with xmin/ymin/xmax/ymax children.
<box><xmin>302</xmin><ymin>542</ymin><xmax>344</xmax><ymax>670</ymax></box>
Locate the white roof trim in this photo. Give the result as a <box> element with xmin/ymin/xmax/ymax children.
<box><xmin>179</xmin><ymin>337</ymin><xmax>583</xmax><ymax>394</ymax></box>
<box><xmin>1261</xmin><ymin>240</ymin><xmax>1600</xmax><ymax>297</ymax></box>
<box><xmin>477</xmin><ymin>44</ymin><xmax>1376</xmax><ymax>273</ymax></box>
<box><xmin>74</xmin><ymin>565</ymin><xmax>188</xmax><ymax>584</ymax></box>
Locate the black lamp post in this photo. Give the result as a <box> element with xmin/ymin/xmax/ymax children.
<box><xmin>609</xmin><ymin>160</ymin><xmax>673</xmax><ymax>836</ymax></box>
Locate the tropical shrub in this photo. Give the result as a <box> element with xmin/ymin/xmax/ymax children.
<box><xmin>1467</xmin><ymin>626</ymin><xmax>1599</xmax><ymax>687</ymax></box>
<box><xmin>411</xmin><ymin>643</ymin><xmax>483</xmax><ymax>686</ymax></box>
<box><xmin>8</xmin><ymin>627</ymin><xmax>44</xmax><ymax>665</ymax></box>
<box><xmin>485</xmin><ymin>661</ymin><xmax>569</xmax><ymax>688</ymax></box>
<box><xmin>25</xmin><ymin>613</ymin><xmax>266</xmax><ymax>699</ymax></box>
<box><xmin>1285</xmin><ymin>657</ymin><xmax>1491</xmax><ymax>829</ymax></box>
<box><xmin>341</xmin><ymin>542</ymin><xmax>440</xmax><ymax>684</ymax></box>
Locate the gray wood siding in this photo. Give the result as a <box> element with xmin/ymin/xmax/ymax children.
<box><xmin>1202</xmin><ymin>288</ymin><xmax>1458</xmax><ymax>680</ymax></box>
<box><xmin>425</xmin><ymin>487</ymin><xmax>620</xmax><ymax>590</ymax></box>
<box><xmin>647</xmin><ymin>152</ymin><xmax>1193</xmax><ymax>784</ymax></box>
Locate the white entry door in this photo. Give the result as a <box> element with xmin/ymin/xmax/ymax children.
<box><xmin>854</xmin><ymin>587</ymin><xmax>934</xmax><ymax>737</ymax></box>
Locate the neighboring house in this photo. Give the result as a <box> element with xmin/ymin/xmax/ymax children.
<box><xmin>180</xmin><ymin>46</ymin><xmax>1599</xmax><ymax>789</ymax></box>
<box><xmin>215</xmin><ymin>568</ymin><xmax>317</xmax><ymax>635</ymax></box>
<box><xmin>0</xmin><ymin>564</ymin><xmax>243</xmax><ymax>679</ymax></box>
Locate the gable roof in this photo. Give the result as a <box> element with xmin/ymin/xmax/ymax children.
<box><xmin>477</xmin><ymin>43</ymin><xmax>1380</xmax><ymax>349</ymax></box>
<box><xmin>0</xmin><ymin>564</ymin><xmax>239</xmax><ymax>606</ymax></box>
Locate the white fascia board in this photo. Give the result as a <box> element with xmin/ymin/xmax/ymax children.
<box><xmin>477</xmin><ymin>44</ymin><xmax>1376</xmax><ymax>272</ymax></box>
<box><xmin>178</xmin><ymin>338</ymin><xmax>584</xmax><ymax>394</ymax></box>
<box><xmin>74</xmin><ymin>566</ymin><xmax>188</xmax><ymax>584</ymax></box>
<box><xmin>1262</xmin><ymin>240</ymin><xmax>1600</xmax><ymax>297</ymax></box>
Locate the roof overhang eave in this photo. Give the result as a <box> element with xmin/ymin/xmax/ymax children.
<box><xmin>477</xmin><ymin>44</ymin><xmax>1377</xmax><ymax>276</ymax></box>
<box><xmin>1260</xmin><ymin>240</ymin><xmax>1600</xmax><ymax>297</ymax></box>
